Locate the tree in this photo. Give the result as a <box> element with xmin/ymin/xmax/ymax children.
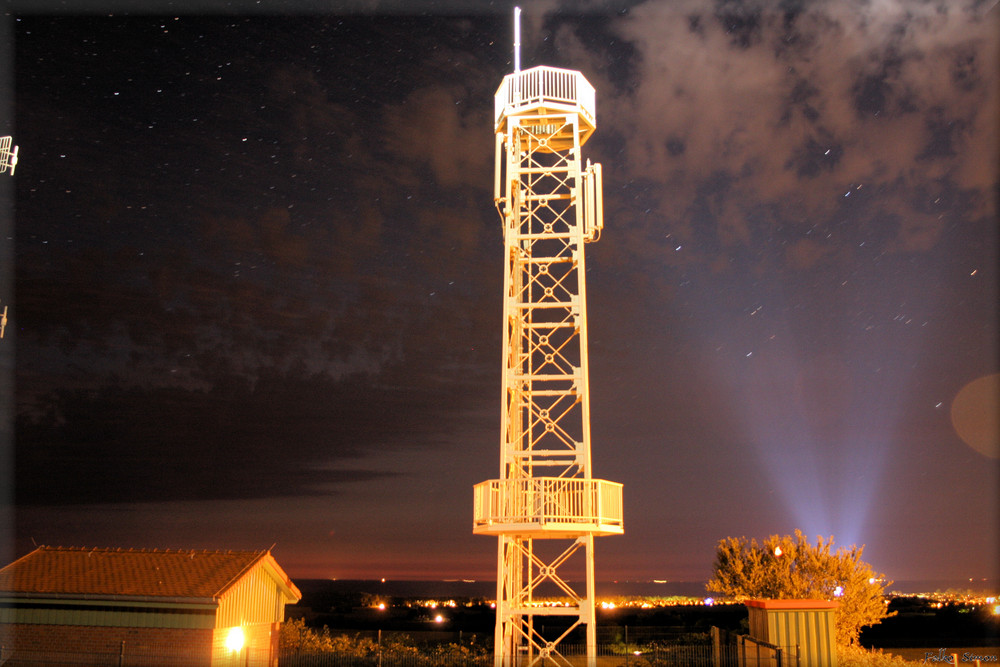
<box><xmin>706</xmin><ymin>529</ymin><xmax>893</xmax><ymax>646</ymax></box>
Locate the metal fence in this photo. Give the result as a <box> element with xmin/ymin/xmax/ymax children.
<box><xmin>0</xmin><ymin>638</ymin><xmax>780</xmax><ymax>667</ymax></box>
<box><xmin>278</xmin><ymin>643</ymin><xmax>739</xmax><ymax>667</ymax></box>
<box><xmin>734</xmin><ymin>635</ymin><xmax>800</xmax><ymax>667</ymax></box>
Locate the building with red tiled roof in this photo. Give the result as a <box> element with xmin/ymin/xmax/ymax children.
<box><xmin>0</xmin><ymin>546</ymin><xmax>302</xmax><ymax>666</ymax></box>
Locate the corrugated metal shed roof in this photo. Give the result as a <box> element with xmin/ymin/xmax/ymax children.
<box><xmin>0</xmin><ymin>546</ymin><xmax>299</xmax><ymax>601</ymax></box>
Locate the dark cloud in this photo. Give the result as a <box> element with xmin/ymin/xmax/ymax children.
<box><xmin>713</xmin><ymin>0</ymin><xmax>764</xmax><ymax>50</ymax></box>
<box><xmin>16</xmin><ymin>363</ymin><xmax>489</xmax><ymax>506</ymax></box>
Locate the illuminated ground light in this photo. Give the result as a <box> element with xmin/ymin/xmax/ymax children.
<box><xmin>736</xmin><ymin>351</ymin><xmax>895</xmax><ymax>549</ymax></box>
<box><xmin>225</xmin><ymin>626</ymin><xmax>244</xmax><ymax>653</ymax></box>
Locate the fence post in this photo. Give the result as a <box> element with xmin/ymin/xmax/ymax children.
<box><xmin>119</xmin><ymin>639</ymin><xmax>125</xmax><ymax>667</ymax></box>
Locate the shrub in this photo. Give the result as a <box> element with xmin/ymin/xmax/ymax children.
<box><xmin>707</xmin><ymin>529</ymin><xmax>893</xmax><ymax>645</ymax></box>
<box><xmin>838</xmin><ymin>644</ymin><xmax>919</xmax><ymax>666</ymax></box>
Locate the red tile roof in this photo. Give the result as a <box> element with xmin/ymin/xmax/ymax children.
<box><xmin>0</xmin><ymin>546</ymin><xmax>296</xmax><ymax>600</ymax></box>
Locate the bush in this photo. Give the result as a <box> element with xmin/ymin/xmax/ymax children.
<box><xmin>838</xmin><ymin>644</ymin><xmax>920</xmax><ymax>666</ymax></box>
<box><xmin>280</xmin><ymin>618</ymin><xmax>490</xmax><ymax>663</ymax></box>
<box><xmin>707</xmin><ymin>529</ymin><xmax>893</xmax><ymax>646</ymax></box>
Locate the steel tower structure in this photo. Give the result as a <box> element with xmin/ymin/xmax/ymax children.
<box><xmin>473</xmin><ymin>16</ymin><xmax>623</xmax><ymax>667</ymax></box>
<box><xmin>0</xmin><ymin>136</ymin><xmax>18</xmax><ymax>176</ymax></box>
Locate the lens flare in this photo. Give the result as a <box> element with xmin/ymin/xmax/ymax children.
<box><xmin>951</xmin><ymin>374</ymin><xmax>999</xmax><ymax>458</ymax></box>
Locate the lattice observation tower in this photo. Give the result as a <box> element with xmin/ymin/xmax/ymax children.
<box><xmin>472</xmin><ymin>38</ymin><xmax>624</xmax><ymax>667</ymax></box>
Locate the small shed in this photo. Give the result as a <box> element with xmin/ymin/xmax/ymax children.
<box><xmin>0</xmin><ymin>546</ymin><xmax>301</xmax><ymax>666</ymax></box>
<box><xmin>745</xmin><ymin>599</ymin><xmax>839</xmax><ymax>667</ymax></box>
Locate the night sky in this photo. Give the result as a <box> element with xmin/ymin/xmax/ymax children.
<box><xmin>2</xmin><ymin>0</ymin><xmax>997</xmax><ymax>587</ymax></box>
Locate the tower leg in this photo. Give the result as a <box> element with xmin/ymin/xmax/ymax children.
<box><xmin>494</xmin><ymin>536</ymin><xmax>508</xmax><ymax>667</ymax></box>
<box><xmin>584</xmin><ymin>534</ymin><xmax>597</xmax><ymax>667</ymax></box>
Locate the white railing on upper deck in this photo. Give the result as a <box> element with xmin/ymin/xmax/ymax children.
<box><xmin>473</xmin><ymin>477</ymin><xmax>622</xmax><ymax>532</ymax></box>
<box><xmin>495</xmin><ymin>66</ymin><xmax>596</xmax><ymax>128</ymax></box>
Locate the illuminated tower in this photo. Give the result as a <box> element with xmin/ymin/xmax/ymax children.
<box><xmin>0</xmin><ymin>136</ymin><xmax>18</xmax><ymax>176</ymax></box>
<box><xmin>0</xmin><ymin>136</ymin><xmax>15</xmax><ymax>339</ymax></box>
<box><xmin>473</xmin><ymin>11</ymin><xmax>623</xmax><ymax>667</ymax></box>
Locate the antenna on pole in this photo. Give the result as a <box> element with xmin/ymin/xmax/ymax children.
<box><xmin>513</xmin><ymin>6</ymin><xmax>521</xmax><ymax>73</ymax></box>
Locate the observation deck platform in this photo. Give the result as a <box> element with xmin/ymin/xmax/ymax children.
<box><xmin>494</xmin><ymin>66</ymin><xmax>596</xmax><ymax>148</ymax></box>
<box><xmin>473</xmin><ymin>477</ymin><xmax>623</xmax><ymax>539</ymax></box>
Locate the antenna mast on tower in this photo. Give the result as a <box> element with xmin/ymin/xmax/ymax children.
<box><xmin>474</xmin><ymin>9</ymin><xmax>623</xmax><ymax>667</ymax></box>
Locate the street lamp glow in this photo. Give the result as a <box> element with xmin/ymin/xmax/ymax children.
<box><xmin>225</xmin><ymin>626</ymin><xmax>244</xmax><ymax>652</ymax></box>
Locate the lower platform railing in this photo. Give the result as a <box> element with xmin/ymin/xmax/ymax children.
<box><xmin>473</xmin><ymin>477</ymin><xmax>623</xmax><ymax>535</ymax></box>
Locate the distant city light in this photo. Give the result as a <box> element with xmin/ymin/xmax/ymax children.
<box><xmin>834</xmin><ymin>586</ymin><xmax>844</xmax><ymax>597</ymax></box>
<box><xmin>774</xmin><ymin>546</ymin><xmax>783</xmax><ymax>557</ymax></box>
<box><xmin>704</xmin><ymin>597</ymin><xmax>715</xmax><ymax>606</ymax></box>
<box><xmin>434</xmin><ymin>614</ymin><xmax>444</xmax><ymax>623</ymax></box>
